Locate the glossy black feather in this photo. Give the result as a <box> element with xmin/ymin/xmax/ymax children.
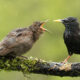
<box><xmin>63</xmin><ymin>17</ymin><xmax>80</xmax><ymax>55</ymax></box>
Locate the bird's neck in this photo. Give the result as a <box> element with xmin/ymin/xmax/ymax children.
<box><xmin>29</xmin><ymin>26</ymin><xmax>43</xmax><ymax>41</ymax></box>
<box><xmin>32</xmin><ymin>32</ymin><xmax>43</xmax><ymax>42</ymax></box>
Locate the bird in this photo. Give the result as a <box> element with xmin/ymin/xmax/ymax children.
<box><xmin>0</xmin><ymin>21</ymin><xmax>47</xmax><ymax>58</ymax></box>
<box><xmin>54</xmin><ymin>17</ymin><xmax>80</xmax><ymax>63</ymax></box>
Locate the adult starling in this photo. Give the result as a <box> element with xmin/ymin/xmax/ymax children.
<box><xmin>54</xmin><ymin>17</ymin><xmax>80</xmax><ymax>63</ymax></box>
<box><xmin>0</xmin><ymin>21</ymin><xmax>47</xmax><ymax>57</ymax></box>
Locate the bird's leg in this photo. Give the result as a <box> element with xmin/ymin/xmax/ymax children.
<box><xmin>62</xmin><ymin>55</ymin><xmax>71</xmax><ymax>64</ymax></box>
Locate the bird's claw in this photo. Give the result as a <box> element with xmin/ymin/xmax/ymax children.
<box><xmin>61</xmin><ymin>60</ymin><xmax>69</xmax><ymax>64</ymax></box>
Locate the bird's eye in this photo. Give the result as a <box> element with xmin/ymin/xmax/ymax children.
<box><xmin>63</xmin><ymin>20</ymin><xmax>69</xmax><ymax>23</ymax></box>
<box><xmin>71</xmin><ymin>20</ymin><xmax>75</xmax><ymax>22</ymax></box>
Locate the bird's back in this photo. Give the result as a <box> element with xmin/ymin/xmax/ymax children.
<box><xmin>0</xmin><ymin>28</ymin><xmax>34</xmax><ymax>56</ymax></box>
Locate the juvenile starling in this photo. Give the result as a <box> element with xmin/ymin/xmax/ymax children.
<box><xmin>0</xmin><ymin>21</ymin><xmax>47</xmax><ymax>57</ymax></box>
<box><xmin>54</xmin><ymin>17</ymin><xmax>80</xmax><ymax>63</ymax></box>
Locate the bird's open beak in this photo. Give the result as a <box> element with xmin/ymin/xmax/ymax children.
<box><xmin>53</xmin><ymin>19</ymin><xmax>62</xmax><ymax>22</ymax></box>
<box><xmin>40</xmin><ymin>20</ymin><xmax>49</xmax><ymax>31</ymax></box>
<box><xmin>40</xmin><ymin>22</ymin><xmax>47</xmax><ymax>31</ymax></box>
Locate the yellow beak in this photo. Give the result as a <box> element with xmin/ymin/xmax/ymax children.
<box><xmin>53</xmin><ymin>19</ymin><xmax>62</xmax><ymax>22</ymax></box>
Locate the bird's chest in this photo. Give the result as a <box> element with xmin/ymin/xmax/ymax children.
<box><xmin>64</xmin><ymin>31</ymin><xmax>73</xmax><ymax>42</ymax></box>
<box><xmin>64</xmin><ymin>30</ymin><xmax>80</xmax><ymax>41</ymax></box>
<box><xmin>64</xmin><ymin>31</ymin><xmax>80</xmax><ymax>52</ymax></box>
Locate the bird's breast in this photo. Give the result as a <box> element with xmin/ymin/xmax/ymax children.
<box><xmin>64</xmin><ymin>30</ymin><xmax>80</xmax><ymax>53</ymax></box>
<box><xmin>64</xmin><ymin>30</ymin><xmax>71</xmax><ymax>39</ymax></box>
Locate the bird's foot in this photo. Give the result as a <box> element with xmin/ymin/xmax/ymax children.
<box><xmin>61</xmin><ymin>60</ymin><xmax>68</xmax><ymax>64</ymax></box>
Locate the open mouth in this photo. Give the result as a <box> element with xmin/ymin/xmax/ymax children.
<box><xmin>40</xmin><ymin>19</ymin><xmax>49</xmax><ymax>31</ymax></box>
<box><xmin>40</xmin><ymin>22</ymin><xmax>47</xmax><ymax>31</ymax></box>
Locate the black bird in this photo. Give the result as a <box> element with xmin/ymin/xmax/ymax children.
<box><xmin>0</xmin><ymin>21</ymin><xmax>47</xmax><ymax>57</ymax></box>
<box><xmin>54</xmin><ymin>17</ymin><xmax>80</xmax><ymax>63</ymax></box>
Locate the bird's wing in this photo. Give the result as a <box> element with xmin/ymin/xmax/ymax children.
<box><xmin>0</xmin><ymin>28</ymin><xmax>33</xmax><ymax>56</ymax></box>
<box><xmin>74</xmin><ymin>32</ymin><xmax>80</xmax><ymax>42</ymax></box>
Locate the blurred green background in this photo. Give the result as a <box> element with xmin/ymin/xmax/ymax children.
<box><xmin>0</xmin><ymin>0</ymin><xmax>80</xmax><ymax>80</ymax></box>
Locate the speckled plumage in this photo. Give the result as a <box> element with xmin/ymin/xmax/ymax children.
<box><xmin>0</xmin><ymin>21</ymin><xmax>45</xmax><ymax>56</ymax></box>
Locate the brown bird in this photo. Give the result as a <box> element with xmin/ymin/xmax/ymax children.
<box><xmin>0</xmin><ymin>21</ymin><xmax>47</xmax><ymax>57</ymax></box>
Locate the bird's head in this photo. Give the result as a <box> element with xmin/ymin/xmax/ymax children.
<box><xmin>31</xmin><ymin>21</ymin><xmax>47</xmax><ymax>32</ymax></box>
<box><xmin>29</xmin><ymin>21</ymin><xmax>48</xmax><ymax>41</ymax></box>
<box><xmin>54</xmin><ymin>17</ymin><xmax>79</xmax><ymax>30</ymax></box>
